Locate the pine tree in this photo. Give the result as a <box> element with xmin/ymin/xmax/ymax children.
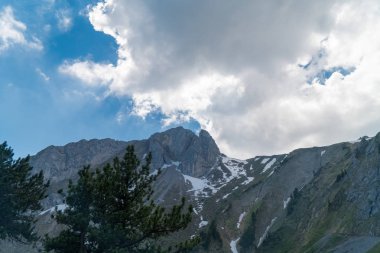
<box><xmin>0</xmin><ymin>142</ymin><xmax>49</xmax><ymax>242</ymax></box>
<box><xmin>44</xmin><ymin>166</ymin><xmax>93</xmax><ymax>253</ymax></box>
<box><xmin>45</xmin><ymin>145</ymin><xmax>197</xmax><ymax>253</ymax></box>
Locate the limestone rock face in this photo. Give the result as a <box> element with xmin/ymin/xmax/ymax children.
<box><xmin>147</xmin><ymin>127</ymin><xmax>220</xmax><ymax>177</ymax></box>
<box><xmin>30</xmin><ymin>138</ymin><xmax>128</xmax><ymax>183</ymax></box>
<box><xmin>31</xmin><ymin>127</ymin><xmax>220</xmax><ymax>182</ymax></box>
<box><xmin>28</xmin><ymin>127</ymin><xmax>219</xmax><ymax>208</ymax></box>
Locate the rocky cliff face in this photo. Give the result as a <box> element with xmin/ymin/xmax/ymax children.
<box><xmin>28</xmin><ymin>127</ymin><xmax>221</xmax><ymax>209</ymax></box>
<box><xmin>3</xmin><ymin>128</ymin><xmax>380</xmax><ymax>253</ymax></box>
<box><xmin>148</xmin><ymin>128</ymin><xmax>220</xmax><ymax>177</ymax></box>
<box><xmin>30</xmin><ymin>138</ymin><xmax>128</xmax><ymax>182</ymax></box>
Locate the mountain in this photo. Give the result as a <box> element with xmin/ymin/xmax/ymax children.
<box><xmin>2</xmin><ymin>127</ymin><xmax>380</xmax><ymax>253</ymax></box>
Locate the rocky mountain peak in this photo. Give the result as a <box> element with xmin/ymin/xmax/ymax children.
<box><xmin>30</xmin><ymin>138</ymin><xmax>128</xmax><ymax>182</ymax></box>
<box><xmin>147</xmin><ymin>127</ymin><xmax>220</xmax><ymax>177</ymax></box>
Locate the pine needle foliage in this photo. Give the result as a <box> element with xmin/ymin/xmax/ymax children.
<box><xmin>0</xmin><ymin>142</ymin><xmax>48</xmax><ymax>243</ymax></box>
<box><xmin>45</xmin><ymin>145</ymin><xmax>196</xmax><ymax>253</ymax></box>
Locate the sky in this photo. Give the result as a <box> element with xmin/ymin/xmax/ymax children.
<box><xmin>1</xmin><ymin>0</ymin><xmax>380</xmax><ymax>159</ymax></box>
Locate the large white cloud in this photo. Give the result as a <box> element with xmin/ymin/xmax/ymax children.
<box><xmin>0</xmin><ymin>6</ymin><xmax>43</xmax><ymax>52</ymax></box>
<box><xmin>60</xmin><ymin>0</ymin><xmax>380</xmax><ymax>158</ymax></box>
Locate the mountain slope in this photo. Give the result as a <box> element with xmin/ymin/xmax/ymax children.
<box><xmin>257</xmin><ymin>135</ymin><xmax>380</xmax><ymax>253</ymax></box>
<box><xmin>2</xmin><ymin>127</ymin><xmax>380</xmax><ymax>253</ymax></box>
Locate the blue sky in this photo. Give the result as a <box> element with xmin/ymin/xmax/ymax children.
<box><xmin>1</xmin><ymin>0</ymin><xmax>380</xmax><ymax>159</ymax></box>
<box><xmin>0</xmin><ymin>0</ymin><xmax>200</xmax><ymax>158</ymax></box>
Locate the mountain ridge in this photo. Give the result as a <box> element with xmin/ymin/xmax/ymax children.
<box><xmin>2</xmin><ymin>127</ymin><xmax>380</xmax><ymax>253</ymax></box>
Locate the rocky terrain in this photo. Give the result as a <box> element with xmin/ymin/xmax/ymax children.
<box><xmin>2</xmin><ymin>127</ymin><xmax>380</xmax><ymax>253</ymax></box>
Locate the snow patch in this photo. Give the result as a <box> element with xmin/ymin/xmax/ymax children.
<box><xmin>39</xmin><ymin>204</ymin><xmax>68</xmax><ymax>216</ymax></box>
<box><xmin>261</xmin><ymin>158</ymin><xmax>270</xmax><ymax>164</ymax></box>
<box><xmin>283</xmin><ymin>197</ymin><xmax>291</xmax><ymax>209</ymax></box>
<box><xmin>183</xmin><ymin>174</ymin><xmax>216</xmax><ymax>196</ymax></box>
<box><xmin>161</xmin><ymin>161</ymin><xmax>181</xmax><ymax>169</ymax></box>
<box><xmin>237</xmin><ymin>212</ymin><xmax>246</xmax><ymax>229</ymax></box>
<box><xmin>149</xmin><ymin>169</ymin><xmax>159</xmax><ymax>176</ymax></box>
<box><xmin>230</xmin><ymin>237</ymin><xmax>240</xmax><ymax>253</ymax></box>
<box><xmin>199</xmin><ymin>220</ymin><xmax>208</xmax><ymax>228</ymax></box>
<box><xmin>321</xmin><ymin>150</ymin><xmax>326</xmax><ymax>156</ymax></box>
<box><xmin>262</xmin><ymin>158</ymin><xmax>276</xmax><ymax>173</ymax></box>
<box><xmin>172</xmin><ymin>161</ymin><xmax>181</xmax><ymax>167</ymax></box>
<box><xmin>222</xmin><ymin>193</ymin><xmax>231</xmax><ymax>199</ymax></box>
<box><xmin>280</xmin><ymin>154</ymin><xmax>288</xmax><ymax>163</ymax></box>
<box><xmin>258</xmin><ymin>217</ymin><xmax>277</xmax><ymax>247</ymax></box>
<box><xmin>218</xmin><ymin>156</ymin><xmax>251</xmax><ymax>186</ymax></box>
<box><xmin>198</xmin><ymin>216</ymin><xmax>209</xmax><ymax>228</ymax></box>
<box><xmin>177</xmin><ymin>155</ymin><xmax>253</xmax><ymax>200</ymax></box>
<box><xmin>242</xmin><ymin>176</ymin><xmax>254</xmax><ymax>184</ymax></box>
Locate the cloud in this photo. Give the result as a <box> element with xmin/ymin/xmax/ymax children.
<box><xmin>0</xmin><ymin>6</ymin><xmax>43</xmax><ymax>52</ymax></box>
<box><xmin>59</xmin><ymin>60</ymin><xmax>114</xmax><ymax>86</ymax></box>
<box><xmin>56</xmin><ymin>8</ymin><xmax>73</xmax><ymax>32</ymax></box>
<box><xmin>36</xmin><ymin>68</ymin><xmax>50</xmax><ymax>81</ymax></box>
<box><xmin>59</xmin><ymin>0</ymin><xmax>380</xmax><ymax>158</ymax></box>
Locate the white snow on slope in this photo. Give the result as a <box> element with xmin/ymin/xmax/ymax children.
<box><xmin>242</xmin><ymin>176</ymin><xmax>254</xmax><ymax>184</ymax></box>
<box><xmin>262</xmin><ymin>158</ymin><xmax>276</xmax><ymax>173</ymax></box>
<box><xmin>321</xmin><ymin>150</ymin><xmax>326</xmax><ymax>156</ymax></box>
<box><xmin>222</xmin><ymin>192</ymin><xmax>231</xmax><ymax>199</ymax></box>
<box><xmin>217</xmin><ymin>156</ymin><xmax>252</xmax><ymax>186</ymax></box>
<box><xmin>172</xmin><ymin>161</ymin><xmax>181</xmax><ymax>166</ymax></box>
<box><xmin>171</xmin><ymin>155</ymin><xmax>254</xmax><ymax>200</ymax></box>
<box><xmin>258</xmin><ymin>217</ymin><xmax>277</xmax><ymax>247</ymax></box>
<box><xmin>162</xmin><ymin>161</ymin><xmax>182</xmax><ymax>169</ymax></box>
<box><xmin>39</xmin><ymin>204</ymin><xmax>68</xmax><ymax>216</ymax></box>
<box><xmin>199</xmin><ymin>220</ymin><xmax>208</xmax><ymax>228</ymax></box>
<box><xmin>222</xmin><ymin>157</ymin><xmax>247</xmax><ymax>177</ymax></box>
<box><xmin>199</xmin><ymin>216</ymin><xmax>209</xmax><ymax>228</ymax></box>
<box><xmin>237</xmin><ymin>211</ymin><xmax>246</xmax><ymax>229</ymax></box>
<box><xmin>261</xmin><ymin>158</ymin><xmax>270</xmax><ymax>164</ymax></box>
<box><xmin>283</xmin><ymin>197</ymin><xmax>291</xmax><ymax>209</ymax></box>
<box><xmin>183</xmin><ymin>174</ymin><xmax>216</xmax><ymax>196</ymax></box>
<box><xmin>230</xmin><ymin>237</ymin><xmax>240</xmax><ymax>253</ymax></box>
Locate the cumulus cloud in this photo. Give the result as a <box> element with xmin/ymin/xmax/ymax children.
<box><xmin>56</xmin><ymin>8</ymin><xmax>73</xmax><ymax>32</ymax></box>
<box><xmin>59</xmin><ymin>0</ymin><xmax>380</xmax><ymax>158</ymax></box>
<box><xmin>0</xmin><ymin>6</ymin><xmax>43</xmax><ymax>52</ymax></box>
<box><xmin>36</xmin><ymin>68</ymin><xmax>50</xmax><ymax>81</ymax></box>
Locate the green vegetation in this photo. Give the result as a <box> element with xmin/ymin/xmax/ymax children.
<box><xmin>286</xmin><ymin>187</ymin><xmax>300</xmax><ymax>216</ymax></box>
<box><xmin>335</xmin><ymin>169</ymin><xmax>347</xmax><ymax>183</ymax></box>
<box><xmin>45</xmin><ymin>146</ymin><xmax>196</xmax><ymax>253</ymax></box>
<box><xmin>0</xmin><ymin>142</ymin><xmax>49</xmax><ymax>243</ymax></box>
<box><xmin>239</xmin><ymin>211</ymin><xmax>257</xmax><ymax>252</ymax></box>
<box><xmin>201</xmin><ymin>220</ymin><xmax>223</xmax><ymax>251</ymax></box>
<box><xmin>367</xmin><ymin>242</ymin><xmax>380</xmax><ymax>253</ymax></box>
